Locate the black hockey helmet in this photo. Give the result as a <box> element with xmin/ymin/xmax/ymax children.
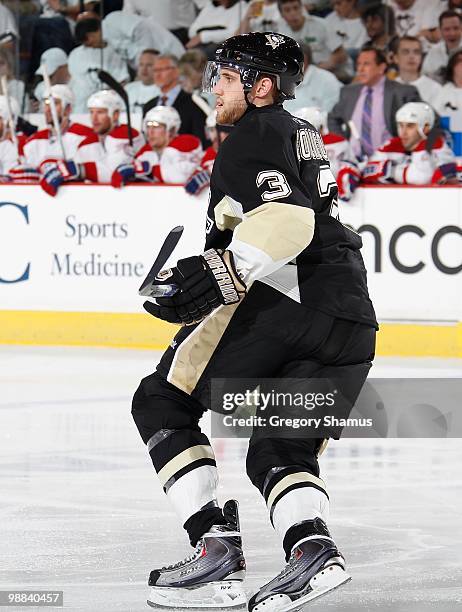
<box><xmin>202</xmin><ymin>32</ymin><xmax>304</xmax><ymax>100</ymax></box>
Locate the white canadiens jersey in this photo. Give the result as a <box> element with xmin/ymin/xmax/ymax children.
<box><xmin>322</xmin><ymin>132</ymin><xmax>355</xmax><ymax>178</ymax></box>
<box><xmin>23</xmin><ymin>123</ymin><xmax>94</xmax><ymax>169</ymax></box>
<box><xmin>367</xmin><ymin>136</ymin><xmax>456</xmax><ymax>185</ymax></box>
<box><xmin>75</xmin><ymin>125</ymin><xmax>144</xmax><ymax>182</ymax></box>
<box><xmin>135</xmin><ymin>134</ymin><xmax>202</xmax><ymax>183</ymax></box>
<box><xmin>0</xmin><ymin>138</ymin><xmax>19</xmax><ymax>175</ymax></box>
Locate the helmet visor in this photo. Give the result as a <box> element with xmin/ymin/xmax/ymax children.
<box><xmin>202</xmin><ymin>61</ymin><xmax>260</xmax><ymax>94</ymax></box>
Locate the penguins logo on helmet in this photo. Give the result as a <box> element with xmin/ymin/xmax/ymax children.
<box><xmin>265</xmin><ymin>34</ymin><xmax>285</xmax><ymax>50</ymax></box>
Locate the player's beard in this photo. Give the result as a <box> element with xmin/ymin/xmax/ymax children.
<box><xmin>216</xmin><ymin>97</ymin><xmax>247</xmax><ymax>125</ymax></box>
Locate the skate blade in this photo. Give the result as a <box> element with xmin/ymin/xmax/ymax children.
<box><xmin>252</xmin><ymin>565</ymin><xmax>351</xmax><ymax>612</ymax></box>
<box><xmin>147</xmin><ymin>580</ymin><xmax>247</xmax><ymax>609</ymax></box>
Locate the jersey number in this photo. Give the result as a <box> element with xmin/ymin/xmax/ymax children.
<box><xmin>317</xmin><ymin>164</ymin><xmax>337</xmax><ymax>198</ymax></box>
<box><xmin>256</xmin><ymin>170</ymin><xmax>292</xmax><ymax>202</ymax></box>
<box><xmin>317</xmin><ymin>164</ymin><xmax>339</xmax><ymax>220</ymax></box>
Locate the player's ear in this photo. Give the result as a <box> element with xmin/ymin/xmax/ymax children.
<box><xmin>255</xmin><ymin>76</ymin><xmax>275</xmax><ymax>98</ymax></box>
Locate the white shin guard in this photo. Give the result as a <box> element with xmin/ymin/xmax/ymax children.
<box><xmin>271</xmin><ymin>487</ymin><xmax>330</xmax><ymax>542</ymax></box>
<box><xmin>166</xmin><ymin>464</ymin><xmax>220</xmax><ymax>525</ymax></box>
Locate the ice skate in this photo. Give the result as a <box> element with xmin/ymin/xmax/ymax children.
<box><xmin>147</xmin><ymin>500</ymin><xmax>247</xmax><ymax>609</ymax></box>
<box><xmin>248</xmin><ymin>520</ymin><xmax>350</xmax><ymax>612</ymax></box>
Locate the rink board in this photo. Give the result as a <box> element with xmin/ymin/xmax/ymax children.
<box><xmin>0</xmin><ymin>184</ymin><xmax>461</xmax><ymax>356</ymax></box>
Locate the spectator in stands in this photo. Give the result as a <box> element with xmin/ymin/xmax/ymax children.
<box><xmin>236</xmin><ymin>0</ymin><xmax>282</xmax><ymax>34</ymax></box>
<box><xmin>284</xmin><ymin>42</ymin><xmax>342</xmax><ymax>112</ymax></box>
<box><xmin>39</xmin><ymin>1</ymin><xmax>116</xmax><ymax>19</ymax></box>
<box><xmin>178</xmin><ymin>49</ymin><xmax>214</xmax><ymax>110</ymax></box>
<box><xmin>324</xmin><ymin>0</ymin><xmax>368</xmax><ymax>76</ymax></box>
<box><xmin>433</xmin><ymin>49</ymin><xmax>462</xmax><ymax>115</ymax></box>
<box><xmin>0</xmin><ymin>2</ymin><xmax>18</xmax><ymax>46</ymax></box>
<box><xmin>187</xmin><ymin>0</ymin><xmax>247</xmax><ymax>57</ymax></box>
<box><xmin>40</xmin><ymin>89</ymin><xmax>143</xmax><ymax>195</ymax></box>
<box><xmin>423</xmin><ymin>11</ymin><xmax>462</xmax><ymax>80</ymax></box>
<box><xmin>39</xmin><ymin>0</ymin><xmax>80</xmax><ymax>19</ymax></box>
<box><xmin>178</xmin><ymin>49</ymin><xmax>207</xmax><ymax>94</ymax></box>
<box><xmin>27</xmin><ymin>2</ymin><xmax>75</xmax><ymax>75</ymax></box>
<box><xmin>328</xmin><ymin>47</ymin><xmax>420</xmax><ymax>158</ymax></box>
<box><xmin>446</xmin><ymin>0</ymin><xmax>462</xmax><ymax>13</ymax></box>
<box><xmin>184</xmin><ymin>110</ymin><xmax>232</xmax><ymax>196</ymax></box>
<box><xmin>125</xmin><ymin>49</ymin><xmax>160</xmax><ymax>113</ymax></box>
<box><xmin>23</xmin><ymin>84</ymin><xmax>93</xmax><ymax>170</ymax></box>
<box><xmin>102</xmin><ymin>10</ymin><xmax>185</xmax><ymax>70</ymax></box>
<box><xmin>278</xmin><ymin>0</ymin><xmax>347</xmax><ymax>70</ymax></box>
<box><xmin>361</xmin><ymin>3</ymin><xmax>398</xmax><ymax>61</ymax></box>
<box><xmin>68</xmin><ymin>17</ymin><xmax>129</xmax><ymax>113</ymax></box>
<box><xmin>394</xmin><ymin>36</ymin><xmax>442</xmax><ymax>107</ymax></box>
<box><xmin>0</xmin><ymin>94</ymin><xmax>20</xmax><ymax>176</ymax></box>
<box><xmin>0</xmin><ymin>47</ymin><xmax>24</xmax><ymax>110</ymax></box>
<box><xmin>389</xmin><ymin>0</ymin><xmax>440</xmax><ymax>44</ymax></box>
<box><xmin>33</xmin><ymin>47</ymin><xmax>69</xmax><ymax>109</ymax></box>
<box><xmin>148</xmin><ymin>53</ymin><xmax>209</xmax><ymax>147</ymax></box>
<box><xmin>112</xmin><ymin>105</ymin><xmax>202</xmax><ymax>186</ymax></box>
<box><xmin>443</xmin><ymin>0</ymin><xmax>462</xmax><ymax>12</ymax></box>
<box><xmin>303</xmin><ymin>1</ymin><xmax>332</xmax><ymax>16</ymax></box>
<box><xmin>123</xmin><ymin>0</ymin><xmax>201</xmax><ymax>45</ymax></box>
<box><xmin>362</xmin><ymin>101</ymin><xmax>457</xmax><ymax>184</ymax></box>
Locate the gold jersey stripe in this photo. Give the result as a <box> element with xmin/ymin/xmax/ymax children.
<box><xmin>157</xmin><ymin>444</ymin><xmax>216</xmax><ymax>487</ymax></box>
<box><xmin>167</xmin><ymin>303</ymin><xmax>240</xmax><ymax>395</ymax></box>
<box><xmin>234</xmin><ymin>202</ymin><xmax>315</xmax><ymax>262</ymax></box>
<box><xmin>266</xmin><ymin>472</ymin><xmax>327</xmax><ymax>510</ymax></box>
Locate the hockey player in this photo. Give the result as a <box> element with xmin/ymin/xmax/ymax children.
<box><xmin>292</xmin><ymin>106</ymin><xmax>356</xmax><ymax>177</ymax></box>
<box><xmin>293</xmin><ymin>106</ymin><xmax>362</xmax><ymax>203</ymax></box>
<box><xmin>40</xmin><ymin>89</ymin><xmax>143</xmax><ymax>196</ymax></box>
<box><xmin>111</xmin><ymin>105</ymin><xmax>202</xmax><ymax>187</ymax></box>
<box><xmin>23</xmin><ymin>85</ymin><xmax>93</xmax><ymax>169</ymax></box>
<box><xmin>184</xmin><ymin>110</ymin><xmax>232</xmax><ymax>196</ymax></box>
<box><xmin>0</xmin><ymin>94</ymin><xmax>20</xmax><ymax>178</ymax></box>
<box><xmin>132</xmin><ymin>32</ymin><xmax>377</xmax><ymax>611</ymax></box>
<box><xmin>362</xmin><ymin>102</ymin><xmax>457</xmax><ymax>185</ymax></box>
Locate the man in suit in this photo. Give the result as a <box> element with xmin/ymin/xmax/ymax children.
<box><xmin>145</xmin><ymin>53</ymin><xmax>209</xmax><ymax>147</ymax></box>
<box><xmin>328</xmin><ymin>47</ymin><xmax>420</xmax><ymax>158</ymax></box>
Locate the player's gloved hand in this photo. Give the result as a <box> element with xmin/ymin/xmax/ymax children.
<box><xmin>185</xmin><ymin>169</ymin><xmax>211</xmax><ymax>196</ymax></box>
<box><xmin>8</xmin><ymin>165</ymin><xmax>41</xmax><ymax>183</ymax></box>
<box><xmin>361</xmin><ymin>159</ymin><xmax>394</xmax><ymax>184</ymax></box>
<box><xmin>431</xmin><ymin>162</ymin><xmax>458</xmax><ymax>184</ymax></box>
<box><xmin>111</xmin><ymin>160</ymin><xmax>151</xmax><ymax>188</ymax></box>
<box><xmin>336</xmin><ymin>162</ymin><xmax>361</xmax><ymax>202</ymax></box>
<box><xmin>143</xmin><ymin>248</ymin><xmax>246</xmax><ymax>325</ymax></box>
<box><xmin>40</xmin><ymin>160</ymin><xmax>80</xmax><ymax>197</ymax></box>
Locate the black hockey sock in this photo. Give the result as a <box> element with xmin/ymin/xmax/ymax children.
<box><xmin>283</xmin><ymin>517</ymin><xmax>331</xmax><ymax>561</ymax></box>
<box><xmin>184</xmin><ymin>506</ymin><xmax>227</xmax><ymax>546</ymax></box>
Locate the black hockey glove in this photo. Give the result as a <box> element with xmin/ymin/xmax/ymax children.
<box><xmin>143</xmin><ymin>249</ymin><xmax>246</xmax><ymax>325</ymax></box>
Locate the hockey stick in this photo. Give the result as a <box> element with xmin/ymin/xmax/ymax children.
<box><xmin>97</xmin><ymin>69</ymin><xmax>133</xmax><ymax>147</ymax></box>
<box><xmin>138</xmin><ymin>225</ymin><xmax>184</xmax><ymax>297</ymax></box>
<box><xmin>41</xmin><ymin>64</ymin><xmax>67</xmax><ymax>160</ymax></box>
<box><xmin>142</xmin><ymin>96</ymin><xmax>159</xmax><ymax>119</ymax></box>
<box><xmin>0</xmin><ymin>76</ymin><xmax>21</xmax><ymax>163</ymax></box>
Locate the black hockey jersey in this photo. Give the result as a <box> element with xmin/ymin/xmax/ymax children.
<box><xmin>206</xmin><ymin>104</ymin><xmax>378</xmax><ymax>329</ymax></box>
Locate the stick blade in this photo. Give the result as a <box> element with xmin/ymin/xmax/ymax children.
<box><xmin>97</xmin><ymin>70</ymin><xmax>129</xmax><ymax>105</ymax></box>
<box><xmin>138</xmin><ymin>226</ymin><xmax>184</xmax><ymax>296</ymax></box>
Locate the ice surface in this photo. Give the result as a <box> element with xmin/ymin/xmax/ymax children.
<box><xmin>1</xmin><ymin>347</ymin><xmax>461</xmax><ymax>611</ymax></box>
